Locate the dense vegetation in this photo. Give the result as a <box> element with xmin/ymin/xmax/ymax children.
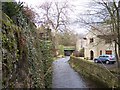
<box><xmin>57</xmin><ymin>30</ymin><xmax>78</xmax><ymax>46</ymax></box>
<box><xmin>2</xmin><ymin>2</ymin><xmax>53</xmax><ymax>88</ymax></box>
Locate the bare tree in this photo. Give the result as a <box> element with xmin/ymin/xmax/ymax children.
<box><xmin>101</xmin><ymin>0</ymin><xmax>120</xmax><ymax>67</ymax></box>
<box><xmin>37</xmin><ymin>1</ymin><xmax>72</xmax><ymax>53</ymax></box>
<box><xmin>37</xmin><ymin>1</ymin><xmax>71</xmax><ymax>31</ymax></box>
<box><xmin>77</xmin><ymin>0</ymin><xmax>120</xmax><ymax>69</ymax></box>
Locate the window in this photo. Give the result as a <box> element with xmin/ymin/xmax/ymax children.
<box><xmin>99</xmin><ymin>56</ymin><xmax>105</xmax><ymax>58</ymax></box>
<box><xmin>90</xmin><ymin>38</ymin><xmax>94</xmax><ymax>43</ymax></box>
<box><xmin>105</xmin><ymin>50</ymin><xmax>112</xmax><ymax>55</ymax></box>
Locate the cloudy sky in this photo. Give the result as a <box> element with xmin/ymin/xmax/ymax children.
<box><xmin>15</xmin><ymin>0</ymin><xmax>93</xmax><ymax>34</ymax></box>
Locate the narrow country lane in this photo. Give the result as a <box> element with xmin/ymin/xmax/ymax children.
<box><xmin>52</xmin><ymin>56</ymin><xmax>88</xmax><ymax>88</ymax></box>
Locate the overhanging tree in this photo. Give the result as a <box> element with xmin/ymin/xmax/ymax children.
<box><xmin>77</xmin><ymin>0</ymin><xmax>120</xmax><ymax>69</ymax></box>
<box><xmin>101</xmin><ymin>0</ymin><xmax>120</xmax><ymax>68</ymax></box>
<box><xmin>37</xmin><ymin>1</ymin><xmax>72</xmax><ymax>55</ymax></box>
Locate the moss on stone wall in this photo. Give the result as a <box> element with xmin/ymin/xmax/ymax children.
<box><xmin>2</xmin><ymin>13</ymin><xmax>53</xmax><ymax>88</ymax></box>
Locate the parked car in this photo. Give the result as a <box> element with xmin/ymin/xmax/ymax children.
<box><xmin>94</xmin><ymin>54</ymin><xmax>116</xmax><ymax>64</ymax></box>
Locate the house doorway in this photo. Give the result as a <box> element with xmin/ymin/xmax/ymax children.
<box><xmin>100</xmin><ymin>50</ymin><xmax>102</xmax><ymax>55</ymax></box>
<box><xmin>90</xmin><ymin>50</ymin><xmax>94</xmax><ymax>60</ymax></box>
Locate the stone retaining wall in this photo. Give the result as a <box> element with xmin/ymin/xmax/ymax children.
<box><xmin>69</xmin><ymin>56</ymin><xmax>120</xmax><ymax>88</ymax></box>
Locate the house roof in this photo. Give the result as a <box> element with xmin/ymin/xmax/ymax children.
<box><xmin>84</xmin><ymin>24</ymin><xmax>113</xmax><ymax>38</ymax></box>
<box><xmin>97</xmin><ymin>34</ymin><xmax>116</xmax><ymax>40</ymax></box>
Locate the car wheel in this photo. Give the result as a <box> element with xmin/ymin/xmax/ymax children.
<box><xmin>94</xmin><ymin>60</ymin><xmax>98</xmax><ymax>63</ymax></box>
<box><xmin>112</xmin><ymin>61</ymin><xmax>115</xmax><ymax>64</ymax></box>
<box><xmin>106</xmin><ymin>60</ymin><xmax>109</xmax><ymax>64</ymax></box>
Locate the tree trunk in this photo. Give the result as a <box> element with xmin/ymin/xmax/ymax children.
<box><xmin>115</xmin><ymin>42</ymin><xmax>120</xmax><ymax>68</ymax></box>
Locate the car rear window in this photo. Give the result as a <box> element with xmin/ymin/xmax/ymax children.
<box><xmin>99</xmin><ymin>56</ymin><xmax>104</xmax><ymax>57</ymax></box>
<box><xmin>99</xmin><ymin>56</ymin><xmax>109</xmax><ymax>57</ymax></box>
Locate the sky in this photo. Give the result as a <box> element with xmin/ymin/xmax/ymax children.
<box><xmin>15</xmin><ymin>0</ymin><xmax>93</xmax><ymax>34</ymax></box>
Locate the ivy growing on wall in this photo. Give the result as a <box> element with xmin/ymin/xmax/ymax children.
<box><xmin>2</xmin><ymin>2</ymin><xmax>53</xmax><ymax>88</ymax></box>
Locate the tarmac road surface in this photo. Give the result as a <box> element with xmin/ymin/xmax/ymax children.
<box><xmin>52</xmin><ymin>56</ymin><xmax>88</xmax><ymax>88</ymax></box>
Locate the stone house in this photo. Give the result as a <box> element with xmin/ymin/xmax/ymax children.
<box><xmin>76</xmin><ymin>25</ymin><xmax>116</xmax><ymax>60</ymax></box>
